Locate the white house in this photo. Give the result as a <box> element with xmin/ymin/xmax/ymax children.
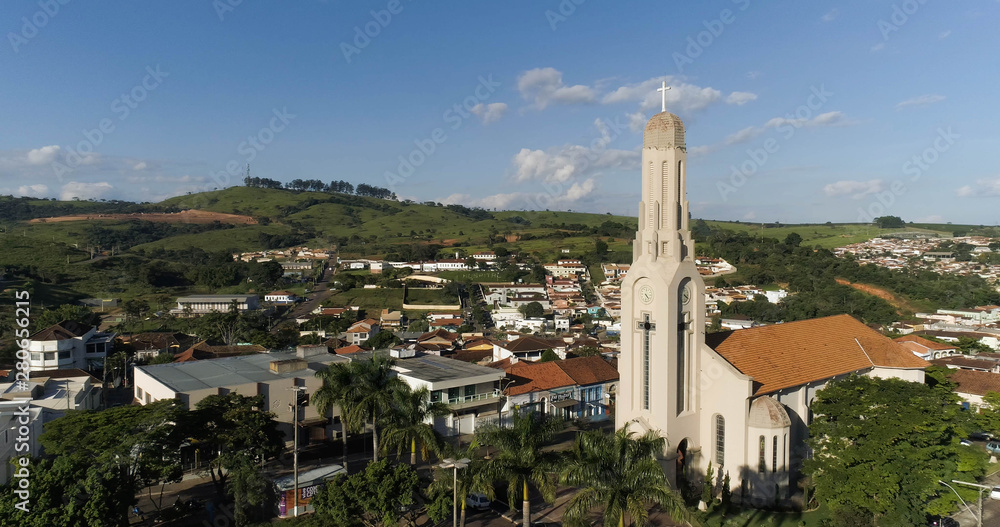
<box><xmin>27</xmin><ymin>321</ymin><xmax>115</xmax><ymax>373</ymax></box>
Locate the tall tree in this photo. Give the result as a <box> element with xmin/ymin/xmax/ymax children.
<box><xmin>381</xmin><ymin>386</ymin><xmax>450</xmax><ymax>465</ymax></box>
<box><xmin>313</xmin><ymin>361</ymin><xmax>364</xmax><ymax>471</ymax></box>
<box><xmin>347</xmin><ymin>354</ymin><xmax>409</xmax><ymax>463</ymax></box>
<box><xmin>560</xmin><ymin>425</ymin><xmax>686</xmax><ymax>527</ymax></box>
<box><xmin>475</xmin><ymin>411</ymin><xmax>562</xmax><ymax>527</ymax></box>
<box><xmin>311</xmin><ymin>459</ymin><xmax>419</xmax><ymax>527</ymax></box>
<box><xmin>804</xmin><ymin>375</ymin><xmax>984</xmax><ymax>525</ymax></box>
<box><xmin>186</xmin><ymin>393</ymin><xmax>284</xmax><ymax>501</ymax></box>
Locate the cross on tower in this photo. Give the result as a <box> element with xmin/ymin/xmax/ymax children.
<box><xmin>636</xmin><ymin>313</ymin><xmax>656</xmax><ymax>410</ymax></box>
<box><xmin>658</xmin><ymin>81</ymin><xmax>671</xmax><ymax>113</ymax></box>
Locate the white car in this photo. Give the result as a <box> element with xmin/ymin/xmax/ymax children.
<box><xmin>466</xmin><ymin>493</ymin><xmax>490</xmax><ymax>510</ymax></box>
<box><xmin>991</xmin><ymin>485</ymin><xmax>1000</xmax><ymax>500</ymax></box>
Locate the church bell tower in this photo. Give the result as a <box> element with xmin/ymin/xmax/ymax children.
<box><xmin>617</xmin><ymin>84</ymin><xmax>706</xmax><ymax>456</ymax></box>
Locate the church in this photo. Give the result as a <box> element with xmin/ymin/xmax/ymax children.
<box><xmin>615</xmin><ymin>91</ymin><xmax>930</xmax><ymax>504</ymax></box>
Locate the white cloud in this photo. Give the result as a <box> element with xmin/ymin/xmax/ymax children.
<box><xmin>725</xmin><ymin>91</ymin><xmax>757</xmax><ymax>106</ymax></box>
<box><xmin>939</xmin><ymin>30</ymin><xmax>952</xmax><ymax>39</ymax></box>
<box><xmin>821</xmin><ymin>9</ymin><xmax>838</xmax><ymax>22</ymax></box>
<box><xmin>600</xmin><ymin>77</ymin><xmax>751</xmax><ymax>114</ymax></box>
<box><xmin>60</xmin><ymin>181</ymin><xmax>114</xmax><ymax>201</ymax></box>
<box><xmin>26</xmin><ymin>145</ymin><xmax>61</xmax><ymax>165</ymax></box>
<box><xmin>957</xmin><ymin>177</ymin><xmax>1000</xmax><ymax>198</ymax></box>
<box><xmin>517</xmin><ymin>67</ymin><xmax>596</xmax><ymax>110</ymax></box>
<box><xmin>870</xmin><ymin>42</ymin><xmax>886</xmax><ymax>53</ymax></box>
<box><xmin>510</xmin><ymin>145</ymin><xmax>638</xmax><ymax>184</ymax></box>
<box><xmin>725</xmin><ymin>126</ymin><xmax>764</xmax><ymax>145</ymax></box>
<box><xmin>470</xmin><ymin>102</ymin><xmax>508</xmax><ymax>125</ymax></box>
<box><xmin>823</xmin><ymin>179</ymin><xmax>885</xmax><ymax>199</ymax></box>
<box><xmin>133</xmin><ymin>161</ymin><xmax>148</xmax><ymax>170</ymax></box>
<box><xmin>743</xmin><ymin>211</ymin><xmax>757</xmax><ymax>220</ymax></box>
<box><xmin>746</xmin><ymin>71</ymin><xmax>762</xmax><ymax>80</ymax></box>
<box><xmin>895</xmin><ymin>94</ymin><xmax>946</xmax><ymax>110</ymax></box>
<box><xmin>687</xmin><ymin>145</ymin><xmax>714</xmax><ymax>157</ymax></box>
<box><xmin>626</xmin><ymin>112</ymin><xmax>646</xmax><ymax>133</ymax></box>
<box><xmin>1</xmin><ymin>184</ymin><xmax>50</xmax><ymax>197</ymax></box>
<box><xmin>764</xmin><ymin>110</ymin><xmax>849</xmax><ymax>129</ymax></box>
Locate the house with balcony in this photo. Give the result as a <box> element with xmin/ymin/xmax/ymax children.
<box><xmin>388</xmin><ymin>354</ymin><xmax>505</xmax><ymax>437</ymax></box>
<box><xmin>27</xmin><ymin>321</ymin><xmax>115</xmax><ymax>373</ymax></box>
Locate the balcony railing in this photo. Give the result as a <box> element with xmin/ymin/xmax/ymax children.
<box><xmin>443</xmin><ymin>390</ymin><xmax>500</xmax><ymax>406</ymax></box>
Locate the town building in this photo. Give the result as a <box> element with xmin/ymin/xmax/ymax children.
<box><xmin>27</xmin><ymin>321</ymin><xmax>115</xmax><ymax>373</ymax></box>
<box><xmin>170</xmin><ymin>294</ymin><xmax>260</xmax><ymax>316</ymax></box>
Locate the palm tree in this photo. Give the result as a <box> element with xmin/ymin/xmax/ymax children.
<box><xmin>312</xmin><ymin>361</ymin><xmax>362</xmax><ymax>472</ymax></box>
<box><xmin>475</xmin><ymin>411</ymin><xmax>562</xmax><ymax>527</ymax></box>
<box><xmin>381</xmin><ymin>386</ymin><xmax>451</xmax><ymax>465</ymax></box>
<box><xmin>347</xmin><ymin>354</ymin><xmax>408</xmax><ymax>463</ymax></box>
<box><xmin>560</xmin><ymin>424</ymin><xmax>686</xmax><ymax>527</ymax></box>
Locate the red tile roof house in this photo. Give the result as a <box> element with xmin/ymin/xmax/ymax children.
<box><xmin>344</xmin><ymin>319</ymin><xmax>380</xmax><ymax>346</ymax></box>
<box><xmin>491</xmin><ymin>336</ymin><xmax>567</xmax><ymax>362</ymax></box>
<box><xmin>490</xmin><ymin>355</ymin><xmax>619</xmax><ymax>421</ymax></box>
<box><xmin>947</xmin><ymin>368</ymin><xmax>1000</xmax><ymax>409</ymax></box>
<box><xmin>893</xmin><ymin>334</ymin><xmax>958</xmax><ymax>360</ymax></box>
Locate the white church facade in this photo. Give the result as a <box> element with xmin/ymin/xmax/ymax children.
<box><xmin>616</xmin><ymin>96</ymin><xmax>930</xmax><ymax>504</ymax></box>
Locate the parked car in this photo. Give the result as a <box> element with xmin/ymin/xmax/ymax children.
<box><xmin>466</xmin><ymin>493</ymin><xmax>490</xmax><ymax>510</ymax></box>
<box><xmin>992</xmin><ymin>485</ymin><xmax>1000</xmax><ymax>500</ymax></box>
<box><xmin>927</xmin><ymin>516</ymin><xmax>959</xmax><ymax>527</ymax></box>
<box><xmin>969</xmin><ymin>431</ymin><xmax>991</xmax><ymax>441</ymax></box>
<box><xmin>960</xmin><ymin>439</ymin><xmax>973</xmax><ymax>446</ymax></box>
<box><xmin>986</xmin><ymin>441</ymin><xmax>1000</xmax><ymax>455</ymax></box>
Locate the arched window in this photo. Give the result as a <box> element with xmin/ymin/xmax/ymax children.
<box><xmin>772</xmin><ymin>436</ymin><xmax>778</xmax><ymax>473</ymax></box>
<box><xmin>758</xmin><ymin>435</ymin><xmax>766</xmax><ymax>473</ymax></box>
<box><xmin>677</xmin><ymin>160</ymin><xmax>684</xmax><ymax>228</ymax></box>
<box><xmin>783</xmin><ymin>433</ymin><xmax>787</xmax><ymax>471</ymax></box>
<box><xmin>714</xmin><ymin>414</ymin><xmax>725</xmax><ymax>466</ymax></box>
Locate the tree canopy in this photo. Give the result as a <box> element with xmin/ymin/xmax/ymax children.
<box><xmin>804</xmin><ymin>375</ymin><xmax>986</xmax><ymax>525</ymax></box>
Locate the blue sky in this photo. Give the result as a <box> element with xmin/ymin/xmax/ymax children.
<box><xmin>2</xmin><ymin>0</ymin><xmax>998</xmax><ymax>224</ymax></box>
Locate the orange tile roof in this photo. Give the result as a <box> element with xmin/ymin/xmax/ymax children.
<box><xmin>707</xmin><ymin>314</ymin><xmax>929</xmax><ymax>396</ymax></box>
<box><xmin>335</xmin><ymin>344</ymin><xmax>366</xmax><ymax>355</ymax></box>
<box><xmin>498</xmin><ymin>360</ymin><xmax>576</xmax><ymax>396</ymax></box>
<box><xmin>554</xmin><ymin>356</ymin><xmax>619</xmax><ymax>386</ymax></box>
<box><xmin>893</xmin><ymin>334</ymin><xmax>957</xmax><ymax>351</ymax></box>
<box><xmin>949</xmin><ymin>369</ymin><xmax>1000</xmax><ymax>396</ymax></box>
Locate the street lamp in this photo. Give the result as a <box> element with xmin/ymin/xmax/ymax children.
<box><xmin>438</xmin><ymin>457</ymin><xmax>470</xmax><ymax>527</ymax></box>
<box><xmin>938</xmin><ymin>479</ymin><xmax>986</xmax><ymax>527</ymax></box>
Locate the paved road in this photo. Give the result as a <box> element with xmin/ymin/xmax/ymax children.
<box><xmin>270</xmin><ymin>257</ymin><xmax>337</xmax><ymax>334</ymax></box>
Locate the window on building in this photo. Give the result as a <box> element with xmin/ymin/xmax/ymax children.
<box><xmin>44</xmin><ymin>352</ymin><xmax>55</xmax><ymax>361</ymax></box>
<box><xmin>448</xmin><ymin>387</ymin><xmax>460</xmax><ymax>403</ymax></box>
<box><xmin>714</xmin><ymin>415</ymin><xmax>725</xmax><ymax>466</ymax></box>
<box><xmin>772</xmin><ymin>436</ymin><xmax>778</xmax><ymax>473</ymax></box>
<box><xmin>31</xmin><ymin>353</ymin><xmax>42</xmax><ymax>361</ymax></box>
<box><xmin>430</xmin><ymin>390</ymin><xmax>441</xmax><ymax>403</ymax></box>
<box><xmin>783</xmin><ymin>434</ymin><xmax>788</xmax><ymax>471</ymax></box>
<box><xmin>137</xmin><ymin>387</ymin><xmax>144</xmax><ymax>398</ymax></box>
<box><xmin>464</xmin><ymin>385</ymin><xmax>476</xmax><ymax>398</ymax></box>
<box><xmin>758</xmin><ymin>435</ymin><xmax>766</xmax><ymax>473</ymax></box>
<box><xmin>58</xmin><ymin>350</ymin><xmax>71</xmax><ymax>360</ymax></box>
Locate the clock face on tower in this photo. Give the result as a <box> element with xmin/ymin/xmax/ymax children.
<box><xmin>682</xmin><ymin>283</ymin><xmax>692</xmax><ymax>305</ymax></box>
<box><xmin>639</xmin><ymin>285</ymin><xmax>654</xmax><ymax>304</ymax></box>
